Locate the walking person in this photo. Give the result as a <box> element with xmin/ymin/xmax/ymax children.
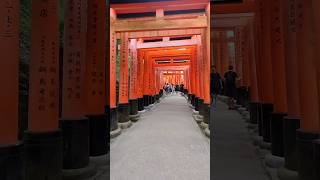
<box><xmin>210</xmin><ymin>66</ymin><xmax>222</xmax><ymax>106</ymax></box>
<box><xmin>224</xmin><ymin>65</ymin><xmax>238</xmax><ymax>110</ymax></box>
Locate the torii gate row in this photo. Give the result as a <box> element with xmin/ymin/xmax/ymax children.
<box><xmin>210</xmin><ymin>0</ymin><xmax>320</xmax><ymax>178</ymax></box>
<box><xmin>157</xmin><ymin>66</ymin><xmax>190</xmax><ymax>90</ymax></box>
<box><xmin>109</xmin><ymin>1</ymin><xmax>211</xmax><ymax>135</ymax></box>
<box><xmin>111</xmin><ymin>34</ymin><xmax>211</xmax><ymax>127</ymax></box>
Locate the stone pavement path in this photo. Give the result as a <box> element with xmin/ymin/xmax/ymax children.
<box><xmin>109</xmin><ymin>94</ymin><xmax>210</xmax><ymax>180</ymax></box>
<box><xmin>211</xmin><ymin>100</ymin><xmax>270</xmax><ymax>180</ymax></box>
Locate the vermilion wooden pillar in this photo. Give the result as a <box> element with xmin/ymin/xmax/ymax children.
<box><xmin>137</xmin><ymin>50</ymin><xmax>145</xmax><ymax>111</ymax></box>
<box><xmin>86</xmin><ymin>0</ymin><xmax>108</xmax><ymax>157</ymax></box>
<box><xmin>128</xmin><ymin>39</ymin><xmax>139</xmax><ymax>120</ymax></box>
<box><xmin>259</xmin><ymin>0</ymin><xmax>275</xmax><ymax>143</ymax></box>
<box><xmin>247</xmin><ymin>20</ymin><xmax>259</xmax><ymax>103</ymax></box>
<box><xmin>312</xmin><ymin>1</ymin><xmax>320</xmax><ymax>120</ymax></box>
<box><xmin>295</xmin><ymin>0</ymin><xmax>320</xmax><ymax>179</ymax></box>
<box><xmin>109</xmin><ymin>8</ymin><xmax>120</xmax><ymax>136</ymax></box>
<box><xmin>25</xmin><ymin>1</ymin><xmax>62</xmax><ymax>179</ymax></box>
<box><xmin>266</xmin><ymin>0</ymin><xmax>288</xmax><ymax>161</ymax></box>
<box><xmin>219</xmin><ymin>31</ymin><xmax>229</xmax><ymax>76</ymax></box>
<box><xmin>204</xmin><ymin>3</ymin><xmax>211</xmax><ymax>106</ymax></box>
<box><xmin>248</xmin><ymin>0</ymin><xmax>264</xmax><ymax>132</ymax></box>
<box><xmin>277</xmin><ymin>0</ymin><xmax>301</xmax><ymax>175</ymax></box>
<box><xmin>118</xmin><ymin>32</ymin><xmax>131</xmax><ymax>128</ymax></box>
<box><xmin>143</xmin><ymin>55</ymin><xmax>150</xmax><ymax>107</ymax></box>
<box><xmin>60</xmin><ymin>0</ymin><xmax>91</xmax><ymax>170</ymax></box>
<box><xmin>149</xmin><ymin>58</ymin><xmax>155</xmax><ymax>104</ymax></box>
<box><xmin>202</xmin><ymin>3</ymin><xmax>211</xmax><ymax>128</ymax></box>
<box><xmin>213</xmin><ymin>33</ymin><xmax>222</xmax><ymax>76</ymax></box>
<box><xmin>234</xmin><ymin>27</ymin><xmax>244</xmax><ymax>87</ymax></box>
<box><xmin>190</xmin><ymin>46</ymin><xmax>196</xmax><ymax>105</ymax></box>
<box><xmin>242</xmin><ymin>27</ymin><xmax>250</xmax><ymax>89</ymax></box>
<box><xmin>195</xmin><ymin>35</ymin><xmax>203</xmax><ymax>112</ymax></box>
<box><xmin>0</xmin><ymin>1</ymin><xmax>23</xmax><ymax>179</ymax></box>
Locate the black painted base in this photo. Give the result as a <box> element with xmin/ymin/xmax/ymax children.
<box><xmin>195</xmin><ymin>97</ymin><xmax>200</xmax><ymax>111</ymax></box>
<box><xmin>191</xmin><ymin>94</ymin><xmax>196</xmax><ymax>107</ymax></box>
<box><xmin>249</xmin><ymin>102</ymin><xmax>261</xmax><ymax>124</ymax></box>
<box><xmin>188</xmin><ymin>94</ymin><xmax>191</xmax><ymax>102</ymax></box>
<box><xmin>60</xmin><ymin>118</ymin><xmax>89</xmax><ymax>169</ymax></box>
<box><xmin>87</xmin><ymin>114</ymin><xmax>108</xmax><ymax>156</ymax></box>
<box><xmin>313</xmin><ymin>140</ymin><xmax>320</xmax><ymax>179</ymax></box>
<box><xmin>0</xmin><ymin>143</ymin><xmax>24</xmax><ymax>180</ymax></box>
<box><xmin>270</xmin><ymin>112</ymin><xmax>287</xmax><ymax>157</ymax></box>
<box><xmin>296</xmin><ymin>130</ymin><xmax>320</xmax><ymax>180</ymax></box>
<box><xmin>203</xmin><ymin>103</ymin><xmax>210</xmax><ymax>124</ymax></box>
<box><xmin>138</xmin><ymin>98</ymin><xmax>144</xmax><ymax>111</ymax></box>
<box><xmin>24</xmin><ymin>130</ymin><xmax>62</xmax><ymax>180</ymax></box>
<box><xmin>283</xmin><ymin>117</ymin><xmax>300</xmax><ymax>171</ymax></box>
<box><xmin>198</xmin><ymin>99</ymin><xmax>204</xmax><ymax>116</ymax></box>
<box><xmin>150</xmin><ymin>96</ymin><xmax>154</xmax><ymax>104</ymax></box>
<box><xmin>143</xmin><ymin>95</ymin><xmax>149</xmax><ymax>107</ymax></box>
<box><xmin>118</xmin><ymin>103</ymin><xmax>130</xmax><ymax>123</ymax></box>
<box><xmin>129</xmin><ymin>99</ymin><xmax>139</xmax><ymax>115</ymax></box>
<box><xmin>107</xmin><ymin>107</ymin><xmax>118</xmax><ymax>131</ymax></box>
<box><xmin>261</xmin><ymin>103</ymin><xmax>273</xmax><ymax>142</ymax></box>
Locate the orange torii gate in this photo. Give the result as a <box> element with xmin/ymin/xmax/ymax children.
<box><xmin>109</xmin><ymin>0</ymin><xmax>210</xmax><ymax>137</ymax></box>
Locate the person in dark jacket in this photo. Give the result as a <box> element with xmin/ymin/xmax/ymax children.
<box><xmin>210</xmin><ymin>65</ymin><xmax>222</xmax><ymax>105</ymax></box>
<box><xmin>224</xmin><ymin>65</ymin><xmax>238</xmax><ymax>110</ymax></box>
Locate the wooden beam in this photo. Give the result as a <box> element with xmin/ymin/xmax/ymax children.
<box><xmin>211</xmin><ymin>2</ymin><xmax>256</xmax><ymax>14</ymax></box>
<box><xmin>154</xmin><ymin>62</ymin><xmax>190</xmax><ymax>67</ymax></box>
<box><xmin>137</xmin><ymin>39</ymin><xmax>197</xmax><ymax>49</ymax></box>
<box><xmin>110</xmin><ymin>0</ymin><xmax>209</xmax><ymax>14</ymax></box>
<box><xmin>114</xmin><ymin>16</ymin><xmax>207</xmax><ymax>32</ymax></box>
<box><xmin>117</xmin><ymin>29</ymin><xmax>202</xmax><ymax>39</ymax></box>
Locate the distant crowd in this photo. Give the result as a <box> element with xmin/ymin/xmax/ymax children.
<box><xmin>163</xmin><ymin>83</ymin><xmax>185</xmax><ymax>95</ymax></box>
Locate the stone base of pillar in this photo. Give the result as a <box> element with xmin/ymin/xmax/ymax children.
<box><xmin>0</xmin><ymin>143</ymin><xmax>24</xmax><ymax>180</ymax></box>
<box><xmin>129</xmin><ymin>99</ymin><xmax>139</xmax><ymax>116</ymax></box>
<box><xmin>265</xmin><ymin>153</ymin><xmax>285</xmax><ymax>169</ymax></box>
<box><xmin>204</xmin><ymin>127</ymin><xmax>210</xmax><ymax>138</ymax></box>
<box><xmin>138</xmin><ymin>98</ymin><xmax>144</xmax><ymax>111</ymax></box>
<box><xmin>110</xmin><ymin>128</ymin><xmax>121</xmax><ymax>140</ymax></box>
<box><xmin>200</xmin><ymin>122</ymin><xmax>209</xmax><ymax>129</ymax></box>
<box><xmin>129</xmin><ymin>113</ymin><xmax>140</xmax><ymax>122</ymax></box>
<box><xmin>118</xmin><ymin>103</ymin><xmax>130</xmax><ymax>124</ymax></box>
<box><xmin>193</xmin><ymin>114</ymin><xmax>203</xmax><ymax>123</ymax></box>
<box><xmin>296</xmin><ymin>130</ymin><xmax>320</xmax><ymax>180</ymax></box>
<box><xmin>24</xmin><ymin>130</ymin><xmax>62</xmax><ymax>180</ymax></box>
<box><xmin>192</xmin><ymin>109</ymin><xmax>199</xmax><ymax>115</ymax></box>
<box><xmin>118</xmin><ymin>121</ymin><xmax>132</xmax><ymax>129</ymax></box>
<box><xmin>143</xmin><ymin>95</ymin><xmax>149</xmax><ymax>107</ymax></box>
<box><xmin>237</xmin><ymin>107</ymin><xmax>247</xmax><ymax>114</ymax></box>
<box><xmin>107</xmin><ymin>107</ymin><xmax>118</xmax><ymax>132</ymax></box>
<box><xmin>253</xmin><ymin>135</ymin><xmax>271</xmax><ymax>150</ymax></box>
<box><xmin>261</xmin><ymin>103</ymin><xmax>273</xmax><ymax>142</ymax></box>
<box><xmin>62</xmin><ymin>162</ymin><xmax>97</xmax><ymax>180</ymax></box>
<box><xmin>277</xmin><ymin>167</ymin><xmax>299</xmax><ymax>180</ymax></box>
<box><xmin>283</xmin><ymin>117</ymin><xmax>300</xmax><ymax>171</ymax></box>
<box><xmin>60</xmin><ymin>118</ymin><xmax>89</xmax><ymax>168</ymax></box>
<box><xmin>270</xmin><ymin>112</ymin><xmax>287</xmax><ymax>157</ymax></box>
<box><xmin>87</xmin><ymin>114</ymin><xmax>108</xmax><ymax>156</ymax></box>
